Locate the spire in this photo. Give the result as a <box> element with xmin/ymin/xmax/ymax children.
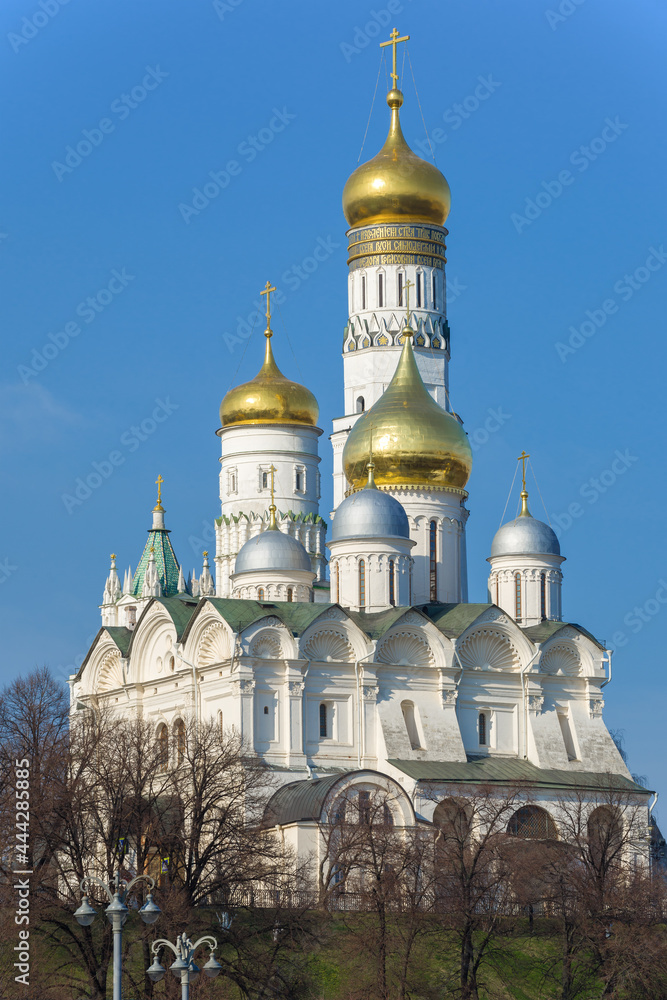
<box><xmin>142</xmin><ymin>547</ymin><xmax>162</xmax><ymax>598</ymax></box>
<box><xmin>102</xmin><ymin>553</ymin><xmax>122</xmax><ymax>605</ymax></box>
<box><xmin>517</xmin><ymin>451</ymin><xmax>531</xmax><ymax>518</ymax></box>
<box><xmin>177</xmin><ymin>565</ymin><xmax>187</xmax><ymax>594</ymax></box>
<box><xmin>131</xmin><ymin>481</ymin><xmax>181</xmax><ymax>597</ymax></box>
<box><xmin>190</xmin><ymin>570</ymin><xmax>200</xmax><ymax>598</ymax></box>
<box><xmin>122</xmin><ymin>567</ymin><xmax>131</xmax><ymax>595</ymax></box>
<box><xmin>199</xmin><ymin>551</ymin><xmax>215</xmax><ymax>597</ymax></box>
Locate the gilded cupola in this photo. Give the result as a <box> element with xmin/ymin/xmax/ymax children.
<box><xmin>220</xmin><ymin>281</ymin><xmax>319</xmax><ymax>428</ymax></box>
<box><xmin>342</xmin><ymin>328</ymin><xmax>472</xmax><ymax>492</ymax></box>
<box><xmin>342</xmin><ymin>31</ymin><xmax>451</xmax><ymax>230</ymax></box>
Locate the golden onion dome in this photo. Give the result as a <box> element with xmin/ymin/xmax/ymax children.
<box><xmin>343</xmin><ymin>89</ymin><xmax>451</xmax><ymax>229</ymax></box>
<box><xmin>220</xmin><ymin>333</ymin><xmax>319</xmax><ymax>428</ymax></box>
<box><xmin>343</xmin><ymin>330</ymin><xmax>472</xmax><ymax>491</ymax></box>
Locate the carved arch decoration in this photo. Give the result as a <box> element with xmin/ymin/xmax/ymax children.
<box><xmin>540</xmin><ymin>643</ymin><xmax>581</xmax><ymax>677</ymax></box>
<box><xmin>249</xmin><ymin>630</ymin><xmax>283</xmax><ymax>659</ymax></box>
<box><xmin>302</xmin><ymin>628</ymin><xmax>355</xmax><ymax>663</ymax></box>
<box><xmin>96</xmin><ymin>651</ymin><xmax>124</xmax><ymax>692</ymax></box>
<box><xmin>376</xmin><ymin>631</ymin><xmax>434</xmax><ymax>668</ymax></box>
<box><xmin>457</xmin><ymin>628</ymin><xmax>521</xmax><ymax>672</ymax></box>
<box><xmin>197</xmin><ymin>623</ymin><xmax>232</xmax><ymax>667</ymax></box>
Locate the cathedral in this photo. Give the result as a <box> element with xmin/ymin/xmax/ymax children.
<box><xmin>71</xmin><ymin>31</ymin><xmax>649</xmax><ymax>861</ymax></box>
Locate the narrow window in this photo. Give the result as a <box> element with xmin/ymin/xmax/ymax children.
<box><xmin>335</xmin><ymin>562</ymin><xmax>340</xmax><ymax>603</ymax></box>
<box><xmin>401</xmin><ymin>700</ymin><xmax>422</xmax><ymax>750</ymax></box>
<box><xmin>389</xmin><ymin>560</ymin><xmax>395</xmax><ymax>607</ymax></box>
<box><xmin>361</xmin><ymin>274</ymin><xmax>366</xmax><ymax>310</ymax></box>
<box><xmin>262</xmin><ymin>471</ymin><xmax>268</xmax><ymax>489</ymax></box>
<box><xmin>479</xmin><ymin>712</ymin><xmax>487</xmax><ymax>746</ymax></box>
<box><xmin>287</xmin><ymin>587</ymin><xmax>294</xmax><ymax>602</ymax></box>
<box><xmin>257</xmin><ymin>587</ymin><xmax>265</xmax><ymax>601</ymax></box>
<box><xmin>175</xmin><ymin>719</ymin><xmax>186</xmax><ymax>765</ymax></box>
<box><xmin>358</xmin><ymin>790</ymin><xmax>370</xmax><ymax>825</ymax></box>
<box><xmin>356</xmin><ymin>396</ymin><xmax>365</xmax><ymax>413</ymax></box>
<box><xmin>378</xmin><ymin>272</ymin><xmax>384</xmax><ymax>308</ymax></box>
<box><xmin>217</xmin><ymin>709</ymin><xmax>223</xmax><ymax>737</ymax></box>
<box><xmin>432</xmin><ymin>273</ymin><xmax>437</xmax><ymax>309</ymax></box>
<box><xmin>263</xmin><ymin>705</ymin><xmax>269</xmax><ymax>715</ymax></box>
<box><xmin>540</xmin><ymin>572</ymin><xmax>546</xmax><ymax>619</ymax></box>
<box><xmin>495</xmin><ymin>576</ymin><xmax>499</xmax><ymax>606</ymax></box>
<box><xmin>157</xmin><ymin>724</ymin><xmax>168</xmax><ymax>772</ymax></box>
<box><xmin>429</xmin><ymin>521</ymin><xmax>437</xmax><ymax>601</ymax></box>
<box><xmin>416</xmin><ymin>272</ymin><xmax>423</xmax><ymax>307</ymax></box>
<box><xmin>359</xmin><ymin>559</ymin><xmax>366</xmax><ymax>608</ymax></box>
<box><xmin>398</xmin><ymin>272</ymin><xmax>404</xmax><ymax>307</ymax></box>
<box><xmin>515</xmin><ymin>573</ymin><xmax>522</xmax><ymax>619</ymax></box>
<box><xmin>230</xmin><ymin>472</ymin><xmax>237</xmax><ymax>493</ymax></box>
<box><xmin>319</xmin><ymin>703</ymin><xmax>327</xmax><ymax>738</ymax></box>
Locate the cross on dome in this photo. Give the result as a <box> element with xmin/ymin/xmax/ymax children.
<box><xmin>260</xmin><ymin>280</ymin><xmax>277</xmax><ymax>338</ymax></box>
<box><xmin>380</xmin><ymin>27</ymin><xmax>410</xmax><ymax>90</ymax></box>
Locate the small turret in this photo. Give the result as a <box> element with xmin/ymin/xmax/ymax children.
<box><xmin>199</xmin><ymin>551</ymin><xmax>215</xmax><ymax>597</ymax></box>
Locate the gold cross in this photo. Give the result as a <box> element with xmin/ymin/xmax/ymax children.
<box><xmin>380</xmin><ymin>27</ymin><xmax>410</xmax><ymax>89</ymax></box>
<box><xmin>404</xmin><ymin>277</ymin><xmax>414</xmax><ymax>333</ymax></box>
<box><xmin>110</xmin><ymin>553</ymin><xmax>116</xmax><ymax>561</ymax></box>
<box><xmin>260</xmin><ymin>280</ymin><xmax>276</xmax><ymax>337</ymax></box>
<box><xmin>269</xmin><ymin>464</ymin><xmax>276</xmax><ymax>507</ymax></box>
<box><xmin>517</xmin><ymin>451</ymin><xmax>530</xmax><ymax>492</ymax></box>
<box><xmin>155</xmin><ymin>473</ymin><xmax>164</xmax><ymax>510</ymax></box>
<box><xmin>203</xmin><ymin>550</ymin><xmax>208</xmax><ymax>558</ymax></box>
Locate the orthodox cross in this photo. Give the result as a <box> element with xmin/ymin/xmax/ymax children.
<box><xmin>260</xmin><ymin>280</ymin><xmax>276</xmax><ymax>336</ymax></box>
<box><xmin>380</xmin><ymin>28</ymin><xmax>410</xmax><ymax>89</ymax></box>
<box><xmin>517</xmin><ymin>451</ymin><xmax>530</xmax><ymax>492</ymax></box>
<box><xmin>155</xmin><ymin>474</ymin><xmax>164</xmax><ymax>510</ymax></box>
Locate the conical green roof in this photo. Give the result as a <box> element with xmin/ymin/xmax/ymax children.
<box><xmin>131</xmin><ymin>510</ymin><xmax>181</xmax><ymax>597</ymax></box>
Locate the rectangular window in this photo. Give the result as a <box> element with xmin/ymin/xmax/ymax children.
<box><xmin>319</xmin><ymin>702</ymin><xmax>328</xmax><ymax>738</ymax></box>
<box><xmin>358</xmin><ymin>790</ymin><xmax>370</xmax><ymax>825</ymax></box>
<box><xmin>540</xmin><ymin>573</ymin><xmax>546</xmax><ymax>619</ymax></box>
<box><xmin>432</xmin><ymin>273</ymin><xmax>437</xmax><ymax>309</ymax></box>
<box><xmin>389</xmin><ymin>560</ymin><xmax>395</xmax><ymax>606</ymax></box>
<box><xmin>515</xmin><ymin>573</ymin><xmax>522</xmax><ymax>619</ymax></box>
<box><xmin>429</xmin><ymin>521</ymin><xmax>437</xmax><ymax>601</ymax></box>
<box><xmin>398</xmin><ymin>272</ymin><xmax>404</xmax><ymax>307</ymax></box>
<box><xmin>416</xmin><ymin>272</ymin><xmax>423</xmax><ymax>308</ymax></box>
<box><xmin>361</xmin><ymin>274</ymin><xmax>366</xmax><ymax>310</ymax></box>
<box><xmin>359</xmin><ymin>559</ymin><xmax>366</xmax><ymax>608</ymax></box>
<box><xmin>479</xmin><ymin>712</ymin><xmax>487</xmax><ymax>746</ymax></box>
<box><xmin>378</xmin><ymin>273</ymin><xmax>384</xmax><ymax>308</ymax></box>
<box><xmin>262</xmin><ymin>471</ymin><xmax>268</xmax><ymax>489</ymax></box>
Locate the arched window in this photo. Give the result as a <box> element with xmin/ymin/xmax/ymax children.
<box><xmin>401</xmin><ymin>700</ymin><xmax>423</xmax><ymax>750</ymax></box>
<box><xmin>388</xmin><ymin>560</ymin><xmax>395</xmax><ymax>607</ymax></box>
<box><xmin>515</xmin><ymin>572</ymin><xmax>522</xmax><ymax>619</ymax></box>
<box><xmin>507</xmin><ymin>806</ymin><xmax>558</xmax><ymax>840</ymax></box>
<box><xmin>478</xmin><ymin>712</ymin><xmax>487</xmax><ymax>746</ymax></box>
<box><xmin>286</xmin><ymin>587</ymin><xmax>294</xmax><ymax>602</ymax></box>
<box><xmin>358</xmin><ymin>790</ymin><xmax>371</xmax><ymax>825</ymax></box>
<box><xmin>174</xmin><ymin>719</ymin><xmax>186</xmax><ymax>766</ymax></box>
<box><xmin>429</xmin><ymin>521</ymin><xmax>437</xmax><ymax>600</ymax></box>
<box><xmin>434</xmin><ymin>798</ymin><xmax>471</xmax><ymax>842</ymax></box>
<box><xmin>588</xmin><ymin>807</ymin><xmax>623</xmax><ymax>868</ymax></box>
<box><xmin>319</xmin><ymin>703</ymin><xmax>328</xmax><ymax>738</ymax></box>
<box><xmin>416</xmin><ymin>271</ymin><xmax>423</xmax><ymax>307</ymax></box>
<box><xmin>356</xmin><ymin>396</ymin><xmax>365</xmax><ymax>413</ymax></box>
<box><xmin>262</xmin><ymin>470</ymin><xmax>268</xmax><ymax>489</ymax></box>
<box><xmin>359</xmin><ymin>559</ymin><xmax>366</xmax><ymax>608</ymax></box>
<box><xmin>257</xmin><ymin>587</ymin><xmax>265</xmax><ymax>601</ymax></box>
<box><xmin>157</xmin><ymin>723</ymin><xmax>168</xmax><ymax>772</ymax></box>
<box><xmin>378</xmin><ymin>272</ymin><xmax>384</xmax><ymax>308</ymax></box>
<box><xmin>361</xmin><ymin>273</ymin><xmax>367</xmax><ymax>310</ymax></box>
<box><xmin>432</xmin><ymin>272</ymin><xmax>437</xmax><ymax>309</ymax></box>
<box><xmin>295</xmin><ymin>470</ymin><xmax>303</xmax><ymax>491</ymax></box>
<box><xmin>540</xmin><ymin>572</ymin><xmax>546</xmax><ymax>619</ymax></box>
<box><xmin>398</xmin><ymin>271</ymin><xmax>404</xmax><ymax>307</ymax></box>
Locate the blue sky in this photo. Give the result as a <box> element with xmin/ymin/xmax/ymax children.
<box><xmin>1</xmin><ymin>0</ymin><xmax>665</xmax><ymax>809</ymax></box>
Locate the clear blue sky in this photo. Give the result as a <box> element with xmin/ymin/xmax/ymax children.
<box><xmin>2</xmin><ymin>1</ymin><xmax>665</xmax><ymax>810</ymax></box>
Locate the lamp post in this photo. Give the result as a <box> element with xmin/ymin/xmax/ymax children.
<box><xmin>147</xmin><ymin>932</ymin><xmax>221</xmax><ymax>999</ymax></box>
<box><xmin>74</xmin><ymin>871</ymin><xmax>161</xmax><ymax>1000</ymax></box>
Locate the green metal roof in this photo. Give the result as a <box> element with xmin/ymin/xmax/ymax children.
<box><xmin>387</xmin><ymin>757</ymin><xmax>651</xmax><ymax>794</ymax></box>
<box><xmin>417</xmin><ymin>603</ymin><xmax>493</xmax><ymax>637</ymax></box>
<box><xmin>200</xmin><ymin>598</ymin><xmax>334</xmax><ymax>638</ymax></box>
<box><xmin>346</xmin><ymin>606</ymin><xmax>420</xmax><ymax>640</ymax></box>
<box><xmin>131</xmin><ymin>527</ymin><xmax>181</xmax><ymax>597</ymax></box>
<box><xmin>522</xmin><ymin>620</ymin><xmax>605</xmax><ymax>650</ymax></box>
<box><xmin>104</xmin><ymin>626</ymin><xmax>133</xmax><ymax>657</ymax></box>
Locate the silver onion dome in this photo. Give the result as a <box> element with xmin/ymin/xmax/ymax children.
<box><xmin>332</xmin><ymin>470</ymin><xmax>409</xmax><ymax>542</ymax></box>
<box><xmin>490</xmin><ymin>509</ymin><xmax>560</xmax><ymax>558</ymax></box>
<box><xmin>235</xmin><ymin>527</ymin><xmax>312</xmax><ymax>574</ymax></box>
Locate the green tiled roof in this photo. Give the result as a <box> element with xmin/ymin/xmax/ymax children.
<box><xmin>417</xmin><ymin>603</ymin><xmax>493</xmax><ymax>638</ymax></box>
<box><xmin>131</xmin><ymin>528</ymin><xmax>180</xmax><ymax>597</ymax></box>
<box><xmin>387</xmin><ymin>757</ymin><xmax>651</xmax><ymax>795</ymax></box>
<box><xmin>346</xmin><ymin>606</ymin><xmax>417</xmax><ymax>640</ymax></box>
<box><xmin>199</xmin><ymin>598</ymin><xmax>333</xmax><ymax>638</ymax></box>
